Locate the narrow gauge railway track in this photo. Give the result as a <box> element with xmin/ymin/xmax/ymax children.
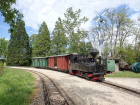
<box><xmin>100</xmin><ymin>81</ymin><xmax>140</xmax><ymax>97</ymax></box>
<box><xmin>49</xmin><ymin>68</ymin><xmax>140</xmax><ymax>97</ymax></box>
<box><xmin>24</xmin><ymin>70</ymin><xmax>75</xmax><ymax>105</ymax></box>
<box><xmin>27</xmin><ymin>68</ymin><xmax>140</xmax><ymax>98</ymax></box>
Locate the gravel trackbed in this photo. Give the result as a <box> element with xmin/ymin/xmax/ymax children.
<box><xmin>9</xmin><ymin>67</ymin><xmax>140</xmax><ymax>105</ymax></box>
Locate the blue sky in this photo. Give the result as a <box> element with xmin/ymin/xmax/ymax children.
<box><xmin>0</xmin><ymin>0</ymin><xmax>140</xmax><ymax>40</ymax></box>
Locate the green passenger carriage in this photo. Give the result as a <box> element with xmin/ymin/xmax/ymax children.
<box><xmin>32</xmin><ymin>57</ymin><xmax>48</xmax><ymax>68</ymax></box>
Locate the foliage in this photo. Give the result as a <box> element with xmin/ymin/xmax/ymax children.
<box><xmin>0</xmin><ymin>0</ymin><xmax>23</xmax><ymax>32</ymax></box>
<box><xmin>51</xmin><ymin>17</ymin><xmax>68</xmax><ymax>55</ymax></box>
<box><xmin>0</xmin><ymin>62</ymin><xmax>4</xmax><ymax>73</ymax></box>
<box><xmin>29</xmin><ymin>34</ymin><xmax>38</xmax><ymax>47</ymax></box>
<box><xmin>33</xmin><ymin>21</ymin><xmax>50</xmax><ymax>57</ymax></box>
<box><xmin>0</xmin><ymin>68</ymin><xmax>35</xmax><ymax>105</ymax></box>
<box><xmin>113</xmin><ymin>41</ymin><xmax>140</xmax><ymax>65</ymax></box>
<box><xmin>115</xmin><ymin>45</ymin><xmax>136</xmax><ymax>65</ymax></box>
<box><xmin>133</xmin><ymin>42</ymin><xmax>140</xmax><ymax>62</ymax></box>
<box><xmin>63</xmin><ymin>7</ymin><xmax>89</xmax><ymax>54</ymax></box>
<box><xmin>29</xmin><ymin>34</ymin><xmax>37</xmax><ymax>58</ymax></box>
<box><xmin>105</xmin><ymin>71</ymin><xmax>140</xmax><ymax>78</ymax></box>
<box><xmin>0</xmin><ymin>38</ymin><xmax>8</xmax><ymax>58</ymax></box>
<box><xmin>89</xmin><ymin>7</ymin><xmax>140</xmax><ymax>65</ymax></box>
<box><xmin>7</xmin><ymin>19</ymin><xmax>31</xmax><ymax>66</ymax></box>
<box><xmin>91</xmin><ymin>7</ymin><xmax>134</xmax><ymax>57</ymax></box>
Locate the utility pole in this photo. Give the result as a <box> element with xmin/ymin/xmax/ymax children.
<box><xmin>95</xmin><ymin>10</ymin><xmax>106</xmax><ymax>61</ymax></box>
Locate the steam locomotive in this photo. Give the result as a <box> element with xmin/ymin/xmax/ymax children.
<box><xmin>32</xmin><ymin>48</ymin><xmax>106</xmax><ymax>81</ymax></box>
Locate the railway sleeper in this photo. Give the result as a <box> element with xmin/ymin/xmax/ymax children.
<box><xmin>50</xmin><ymin>95</ymin><xmax>66</xmax><ymax>104</ymax></box>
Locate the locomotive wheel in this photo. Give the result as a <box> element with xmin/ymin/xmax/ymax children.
<box><xmin>83</xmin><ymin>73</ymin><xmax>86</xmax><ymax>78</ymax></box>
<box><xmin>85</xmin><ymin>73</ymin><xmax>89</xmax><ymax>79</ymax></box>
<box><xmin>76</xmin><ymin>72</ymin><xmax>79</xmax><ymax>76</ymax></box>
<box><xmin>79</xmin><ymin>72</ymin><xmax>83</xmax><ymax>77</ymax></box>
<box><xmin>88</xmin><ymin>77</ymin><xmax>93</xmax><ymax>80</ymax></box>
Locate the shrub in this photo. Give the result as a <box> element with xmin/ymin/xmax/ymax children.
<box><xmin>0</xmin><ymin>62</ymin><xmax>4</xmax><ymax>73</ymax></box>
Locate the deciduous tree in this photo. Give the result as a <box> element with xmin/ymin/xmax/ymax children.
<box><xmin>91</xmin><ymin>7</ymin><xmax>134</xmax><ymax>57</ymax></box>
<box><xmin>63</xmin><ymin>7</ymin><xmax>89</xmax><ymax>54</ymax></box>
<box><xmin>0</xmin><ymin>0</ymin><xmax>23</xmax><ymax>32</ymax></box>
<box><xmin>51</xmin><ymin>17</ymin><xmax>68</xmax><ymax>55</ymax></box>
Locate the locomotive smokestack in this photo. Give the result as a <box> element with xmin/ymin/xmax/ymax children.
<box><xmin>90</xmin><ymin>48</ymin><xmax>99</xmax><ymax>57</ymax></box>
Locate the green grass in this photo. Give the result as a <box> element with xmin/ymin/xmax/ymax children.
<box><xmin>105</xmin><ymin>71</ymin><xmax>140</xmax><ymax>78</ymax></box>
<box><xmin>0</xmin><ymin>68</ymin><xmax>36</xmax><ymax>105</ymax></box>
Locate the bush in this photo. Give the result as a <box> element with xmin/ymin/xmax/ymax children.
<box><xmin>0</xmin><ymin>62</ymin><xmax>4</xmax><ymax>72</ymax></box>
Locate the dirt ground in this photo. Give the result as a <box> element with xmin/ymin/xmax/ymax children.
<box><xmin>9</xmin><ymin>67</ymin><xmax>140</xmax><ymax>105</ymax></box>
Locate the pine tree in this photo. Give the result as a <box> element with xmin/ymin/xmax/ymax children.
<box><xmin>7</xmin><ymin>20</ymin><xmax>31</xmax><ymax>66</ymax></box>
<box><xmin>33</xmin><ymin>21</ymin><xmax>50</xmax><ymax>57</ymax></box>
<box><xmin>51</xmin><ymin>17</ymin><xmax>68</xmax><ymax>55</ymax></box>
<box><xmin>29</xmin><ymin>34</ymin><xmax>37</xmax><ymax>57</ymax></box>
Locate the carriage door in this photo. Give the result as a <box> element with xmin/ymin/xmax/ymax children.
<box><xmin>54</xmin><ymin>57</ymin><xmax>57</xmax><ymax>68</ymax></box>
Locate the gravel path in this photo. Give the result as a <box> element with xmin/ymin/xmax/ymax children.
<box><xmin>105</xmin><ymin>77</ymin><xmax>140</xmax><ymax>91</ymax></box>
<box><xmin>10</xmin><ymin>67</ymin><xmax>140</xmax><ymax>105</ymax></box>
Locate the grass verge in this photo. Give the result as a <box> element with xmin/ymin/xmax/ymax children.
<box><xmin>0</xmin><ymin>68</ymin><xmax>36</xmax><ymax>105</ymax></box>
<box><xmin>105</xmin><ymin>71</ymin><xmax>140</xmax><ymax>78</ymax></box>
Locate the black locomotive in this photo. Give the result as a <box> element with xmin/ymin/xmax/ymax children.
<box><xmin>69</xmin><ymin>48</ymin><xmax>106</xmax><ymax>81</ymax></box>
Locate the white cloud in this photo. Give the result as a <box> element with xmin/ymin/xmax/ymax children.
<box><xmin>12</xmin><ymin>0</ymin><xmax>140</xmax><ymax>33</ymax></box>
<box><xmin>131</xmin><ymin>12</ymin><xmax>140</xmax><ymax>21</ymax></box>
<box><xmin>126</xmin><ymin>0</ymin><xmax>140</xmax><ymax>11</ymax></box>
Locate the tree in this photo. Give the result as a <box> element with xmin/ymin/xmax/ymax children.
<box><xmin>33</xmin><ymin>21</ymin><xmax>50</xmax><ymax>57</ymax></box>
<box><xmin>0</xmin><ymin>0</ymin><xmax>23</xmax><ymax>32</ymax></box>
<box><xmin>7</xmin><ymin>19</ymin><xmax>31</xmax><ymax>66</ymax></box>
<box><xmin>29</xmin><ymin>34</ymin><xmax>37</xmax><ymax>57</ymax></box>
<box><xmin>116</xmin><ymin>44</ymin><xmax>135</xmax><ymax>65</ymax></box>
<box><xmin>51</xmin><ymin>17</ymin><xmax>68</xmax><ymax>55</ymax></box>
<box><xmin>29</xmin><ymin>34</ymin><xmax>37</xmax><ymax>47</ymax></box>
<box><xmin>91</xmin><ymin>7</ymin><xmax>134</xmax><ymax>57</ymax></box>
<box><xmin>0</xmin><ymin>38</ymin><xmax>8</xmax><ymax>58</ymax></box>
<box><xmin>63</xmin><ymin>7</ymin><xmax>89</xmax><ymax>54</ymax></box>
